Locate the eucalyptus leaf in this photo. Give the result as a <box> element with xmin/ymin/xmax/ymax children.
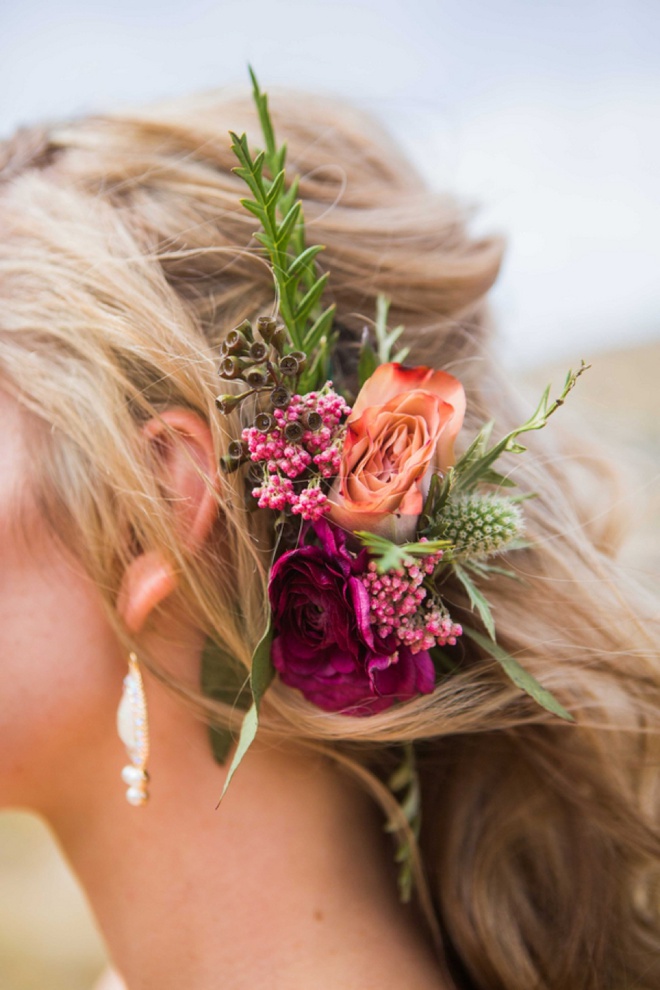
<box><xmin>200</xmin><ymin>639</ymin><xmax>252</xmax><ymax>766</ymax></box>
<box><xmin>464</xmin><ymin>626</ymin><xmax>574</xmax><ymax>722</ymax></box>
<box><xmin>218</xmin><ymin>703</ymin><xmax>259</xmax><ymax>802</ymax></box>
<box><xmin>218</xmin><ymin>615</ymin><xmax>274</xmax><ymax>801</ymax></box>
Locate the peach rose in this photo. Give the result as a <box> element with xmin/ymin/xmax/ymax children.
<box><xmin>328</xmin><ymin>363</ymin><xmax>465</xmax><ymax>540</ymax></box>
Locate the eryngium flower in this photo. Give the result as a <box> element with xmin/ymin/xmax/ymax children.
<box><xmin>441</xmin><ymin>493</ymin><xmax>523</xmax><ymax>559</ymax></box>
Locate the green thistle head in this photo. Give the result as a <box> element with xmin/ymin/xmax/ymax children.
<box><xmin>440</xmin><ymin>493</ymin><xmax>523</xmax><ymax>560</ymax></box>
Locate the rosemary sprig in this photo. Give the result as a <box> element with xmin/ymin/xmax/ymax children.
<box><xmin>229</xmin><ymin>69</ymin><xmax>337</xmax><ymax>391</ymax></box>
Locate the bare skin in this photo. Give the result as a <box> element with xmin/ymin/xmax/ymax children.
<box><xmin>0</xmin><ymin>390</ymin><xmax>448</xmax><ymax>990</ymax></box>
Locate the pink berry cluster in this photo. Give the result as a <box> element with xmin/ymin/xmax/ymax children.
<box><xmin>361</xmin><ymin>551</ymin><xmax>463</xmax><ymax>654</ymax></box>
<box><xmin>243</xmin><ymin>384</ymin><xmax>351</xmax><ymax>520</ymax></box>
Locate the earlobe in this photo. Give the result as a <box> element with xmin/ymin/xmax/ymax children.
<box><xmin>118</xmin><ymin>408</ymin><xmax>219</xmax><ymax>632</ymax></box>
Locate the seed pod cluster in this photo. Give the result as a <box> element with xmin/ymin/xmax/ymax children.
<box><xmin>215</xmin><ymin>316</ymin><xmax>317</xmax><ymax>472</ymax></box>
<box><xmin>215</xmin><ymin>316</ymin><xmax>308</xmax><ymax>419</ymax></box>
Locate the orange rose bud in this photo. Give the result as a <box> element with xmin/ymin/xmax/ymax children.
<box><xmin>328</xmin><ymin>363</ymin><xmax>466</xmax><ymax>541</ymax></box>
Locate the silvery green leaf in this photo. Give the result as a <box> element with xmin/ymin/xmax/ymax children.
<box><xmin>464</xmin><ymin>626</ymin><xmax>574</xmax><ymax>722</ymax></box>
<box><xmin>200</xmin><ymin>639</ymin><xmax>251</xmax><ymax>765</ymax></box>
<box><xmin>218</xmin><ymin>615</ymin><xmax>274</xmax><ymax>801</ymax></box>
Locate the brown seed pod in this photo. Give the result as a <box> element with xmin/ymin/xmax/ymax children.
<box><xmin>215</xmin><ymin>392</ymin><xmax>250</xmax><ymax>414</ymax></box>
<box><xmin>302</xmin><ymin>410</ymin><xmax>323</xmax><ymax>432</ymax></box>
<box><xmin>256</xmin><ymin>316</ymin><xmax>277</xmax><ymax>342</ymax></box>
<box><xmin>271</xmin><ymin>324</ymin><xmax>287</xmax><ymax>353</ymax></box>
<box><xmin>255</xmin><ymin>412</ymin><xmax>273</xmax><ymax>433</ymax></box>
<box><xmin>228</xmin><ymin>439</ymin><xmax>248</xmax><ymax>460</ymax></box>
<box><xmin>284</xmin><ymin>421</ymin><xmax>304</xmax><ymax>442</ymax></box>
<box><xmin>249</xmin><ymin>340</ymin><xmax>268</xmax><ymax>362</ymax></box>
<box><xmin>219</xmin><ymin>356</ymin><xmax>244</xmax><ymax>380</ymax></box>
<box><xmin>279</xmin><ymin>354</ymin><xmax>299</xmax><ymax>377</ymax></box>
<box><xmin>225</xmin><ymin>328</ymin><xmax>250</xmax><ymax>355</ymax></box>
<box><xmin>233</xmin><ymin>318</ymin><xmax>254</xmax><ymax>343</ymax></box>
<box><xmin>245</xmin><ymin>367</ymin><xmax>268</xmax><ymax>387</ymax></box>
<box><xmin>289</xmin><ymin>350</ymin><xmax>307</xmax><ymax>372</ymax></box>
<box><xmin>270</xmin><ymin>386</ymin><xmax>291</xmax><ymax>409</ymax></box>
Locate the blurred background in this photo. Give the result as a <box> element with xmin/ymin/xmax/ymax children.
<box><xmin>1</xmin><ymin>1</ymin><xmax>657</xmax><ymax>986</ymax></box>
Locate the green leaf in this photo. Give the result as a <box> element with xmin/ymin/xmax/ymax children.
<box><xmin>276</xmin><ymin>200</ymin><xmax>303</xmax><ymax>252</ymax></box>
<box><xmin>265</xmin><ymin>169</ymin><xmax>286</xmax><ymax>206</ymax></box>
<box><xmin>230</xmin><ymin>68</ymin><xmax>339</xmax><ymax>391</ymax></box>
<box><xmin>239</xmin><ymin>198</ymin><xmax>266</xmax><ymax>221</ymax></box>
<box><xmin>249</xmin><ymin>614</ymin><xmax>275</xmax><ymax>700</ymax></box>
<box><xmin>294</xmin><ymin>271</ymin><xmax>329</xmax><ymax>325</ymax></box>
<box><xmin>355</xmin><ymin>531</ymin><xmax>450</xmax><ymax>573</ymax></box>
<box><xmin>286</xmin><ymin>244</ymin><xmax>324</xmax><ymax>278</ymax></box>
<box><xmin>248</xmin><ymin>66</ymin><xmax>278</xmax><ymax>168</ymax></box>
<box><xmin>357</xmin><ymin>337</ymin><xmax>378</xmax><ymax>387</ymax></box>
<box><xmin>373</xmin><ymin>294</ymin><xmax>408</xmax><ymax>365</ymax></box>
<box><xmin>465</xmin><ymin>559</ymin><xmax>526</xmax><ymax>583</ymax></box>
<box><xmin>419</xmin><ymin>469</ymin><xmax>455</xmax><ymax>534</ymax></box>
<box><xmin>385</xmin><ymin>743</ymin><xmax>421</xmax><ymax>903</ymax></box>
<box><xmin>454</xmin><ymin>362</ymin><xmax>590</xmax><ymax>493</ymax></box>
<box><xmin>218</xmin><ymin>615</ymin><xmax>274</xmax><ymax>801</ymax></box>
<box><xmin>430</xmin><ymin>645</ymin><xmax>459</xmax><ymax>675</ymax></box>
<box><xmin>478</xmin><ymin>468</ymin><xmax>517</xmax><ymax>488</ymax></box>
<box><xmin>452</xmin><ymin>562</ymin><xmax>496</xmax><ymax>639</ymax></box>
<box><xmin>218</xmin><ymin>703</ymin><xmax>259</xmax><ymax>801</ymax></box>
<box><xmin>200</xmin><ymin>639</ymin><xmax>251</xmax><ymax>765</ymax></box>
<box><xmin>302</xmin><ymin>303</ymin><xmax>336</xmax><ymax>355</ymax></box>
<box><xmin>463</xmin><ymin>626</ymin><xmax>574</xmax><ymax>722</ymax></box>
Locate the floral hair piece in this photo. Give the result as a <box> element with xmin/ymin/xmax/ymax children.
<box><xmin>205</xmin><ymin>69</ymin><xmax>587</xmax><ymax>900</ymax></box>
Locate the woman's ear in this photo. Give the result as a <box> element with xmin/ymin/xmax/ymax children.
<box><xmin>117</xmin><ymin>408</ymin><xmax>219</xmax><ymax>634</ymax></box>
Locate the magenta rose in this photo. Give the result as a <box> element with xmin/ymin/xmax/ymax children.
<box><xmin>268</xmin><ymin>522</ymin><xmax>435</xmax><ymax>714</ymax></box>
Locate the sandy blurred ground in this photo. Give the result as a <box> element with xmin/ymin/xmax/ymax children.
<box><xmin>0</xmin><ymin>342</ymin><xmax>657</xmax><ymax>989</ymax></box>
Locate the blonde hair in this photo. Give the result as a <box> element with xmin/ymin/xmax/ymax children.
<box><xmin>1</xmin><ymin>89</ymin><xmax>658</xmax><ymax>990</ymax></box>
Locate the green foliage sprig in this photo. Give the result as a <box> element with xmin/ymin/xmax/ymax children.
<box><xmin>451</xmin><ymin>361</ymin><xmax>590</xmax><ymax>494</ymax></box>
<box><xmin>358</xmin><ymin>295</ymin><xmax>410</xmax><ymax>387</ymax></box>
<box><xmin>229</xmin><ymin>68</ymin><xmax>337</xmax><ymax>392</ymax></box>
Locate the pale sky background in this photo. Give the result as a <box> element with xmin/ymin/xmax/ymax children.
<box><xmin>1</xmin><ymin>0</ymin><xmax>658</xmax><ymax>368</ymax></box>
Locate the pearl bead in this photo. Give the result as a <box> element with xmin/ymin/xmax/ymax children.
<box><xmin>121</xmin><ymin>764</ymin><xmax>148</xmax><ymax>786</ymax></box>
<box><xmin>126</xmin><ymin>786</ymin><xmax>148</xmax><ymax>807</ymax></box>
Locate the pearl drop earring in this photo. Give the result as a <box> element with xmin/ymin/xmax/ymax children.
<box><xmin>117</xmin><ymin>651</ymin><xmax>150</xmax><ymax>805</ymax></box>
